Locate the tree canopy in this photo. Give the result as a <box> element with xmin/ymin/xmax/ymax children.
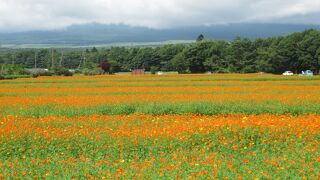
<box><xmin>1</xmin><ymin>29</ymin><xmax>319</xmax><ymax>75</ymax></box>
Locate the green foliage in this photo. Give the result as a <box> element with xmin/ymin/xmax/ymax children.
<box><xmin>51</xmin><ymin>66</ymin><xmax>73</xmax><ymax>76</ymax></box>
<box><xmin>91</xmin><ymin>47</ymin><xmax>98</xmax><ymax>53</ymax></box>
<box><xmin>150</xmin><ymin>66</ymin><xmax>159</xmax><ymax>74</ymax></box>
<box><xmin>109</xmin><ymin>60</ymin><xmax>121</xmax><ymax>74</ymax></box>
<box><xmin>171</xmin><ymin>52</ymin><xmax>189</xmax><ymax>73</ymax></box>
<box><xmin>1</xmin><ymin>29</ymin><xmax>320</xmax><ymax>75</ymax></box>
<box><xmin>196</xmin><ymin>34</ymin><xmax>205</xmax><ymax>42</ymax></box>
<box><xmin>3</xmin><ymin>101</ymin><xmax>320</xmax><ymax>117</ymax></box>
<box><xmin>83</xmin><ymin>68</ymin><xmax>103</xmax><ymax>76</ymax></box>
<box><xmin>0</xmin><ymin>64</ymin><xmax>30</xmax><ymax>76</ymax></box>
<box><xmin>1</xmin><ymin>123</ymin><xmax>317</xmax><ymax>179</ymax></box>
<box><xmin>82</xmin><ymin>61</ymin><xmax>97</xmax><ymax>70</ymax></box>
<box><xmin>34</xmin><ymin>70</ymin><xmax>54</xmax><ymax>77</ymax></box>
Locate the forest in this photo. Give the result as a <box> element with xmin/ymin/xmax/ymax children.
<box><xmin>0</xmin><ymin>29</ymin><xmax>319</xmax><ymax>76</ymax></box>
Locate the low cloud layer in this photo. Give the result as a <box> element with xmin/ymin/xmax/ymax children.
<box><xmin>0</xmin><ymin>0</ymin><xmax>319</xmax><ymax>32</ymax></box>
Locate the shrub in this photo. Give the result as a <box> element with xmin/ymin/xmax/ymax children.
<box><xmin>36</xmin><ymin>71</ymin><xmax>54</xmax><ymax>77</ymax></box>
<box><xmin>83</xmin><ymin>68</ymin><xmax>103</xmax><ymax>76</ymax></box>
<box><xmin>110</xmin><ymin>61</ymin><xmax>121</xmax><ymax>74</ymax></box>
<box><xmin>99</xmin><ymin>61</ymin><xmax>111</xmax><ymax>74</ymax></box>
<box><xmin>74</xmin><ymin>69</ymin><xmax>82</xmax><ymax>74</ymax></box>
<box><xmin>32</xmin><ymin>74</ymin><xmax>39</xmax><ymax>78</ymax></box>
<box><xmin>52</xmin><ymin>66</ymin><xmax>73</xmax><ymax>76</ymax></box>
<box><xmin>63</xmin><ymin>70</ymin><xmax>73</xmax><ymax>76</ymax></box>
<box><xmin>18</xmin><ymin>69</ymin><xmax>31</xmax><ymax>75</ymax></box>
<box><xmin>150</xmin><ymin>66</ymin><xmax>159</xmax><ymax>75</ymax></box>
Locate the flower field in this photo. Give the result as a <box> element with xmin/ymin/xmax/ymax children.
<box><xmin>0</xmin><ymin>74</ymin><xmax>319</xmax><ymax>179</ymax></box>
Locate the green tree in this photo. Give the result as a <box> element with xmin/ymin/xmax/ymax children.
<box><xmin>197</xmin><ymin>34</ymin><xmax>205</xmax><ymax>42</ymax></box>
<box><xmin>171</xmin><ymin>52</ymin><xmax>189</xmax><ymax>73</ymax></box>
<box><xmin>204</xmin><ymin>40</ymin><xmax>230</xmax><ymax>73</ymax></box>
<box><xmin>297</xmin><ymin>29</ymin><xmax>320</xmax><ymax>74</ymax></box>
<box><xmin>228</xmin><ymin>37</ymin><xmax>257</xmax><ymax>73</ymax></box>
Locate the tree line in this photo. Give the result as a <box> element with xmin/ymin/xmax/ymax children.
<box><xmin>0</xmin><ymin>29</ymin><xmax>319</xmax><ymax>75</ymax></box>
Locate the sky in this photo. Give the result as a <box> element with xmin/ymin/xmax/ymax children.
<box><xmin>0</xmin><ymin>0</ymin><xmax>320</xmax><ymax>32</ymax></box>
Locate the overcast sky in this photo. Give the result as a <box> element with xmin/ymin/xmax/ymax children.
<box><xmin>0</xmin><ymin>0</ymin><xmax>320</xmax><ymax>32</ymax></box>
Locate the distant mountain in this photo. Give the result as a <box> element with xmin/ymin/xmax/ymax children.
<box><xmin>0</xmin><ymin>23</ymin><xmax>319</xmax><ymax>46</ymax></box>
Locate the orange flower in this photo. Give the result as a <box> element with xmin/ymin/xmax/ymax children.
<box><xmin>243</xmin><ymin>159</ymin><xmax>250</xmax><ymax>163</ymax></box>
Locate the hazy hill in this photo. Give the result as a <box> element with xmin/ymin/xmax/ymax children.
<box><xmin>0</xmin><ymin>23</ymin><xmax>319</xmax><ymax>45</ymax></box>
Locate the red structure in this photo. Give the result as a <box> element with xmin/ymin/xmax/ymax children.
<box><xmin>131</xmin><ymin>69</ymin><xmax>145</xmax><ymax>75</ymax></box>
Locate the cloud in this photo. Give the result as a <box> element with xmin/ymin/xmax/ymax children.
<box><xmin>0</xmin><ymin>0</ymin><xmax>319</xmax><ymax>32</ymax></box>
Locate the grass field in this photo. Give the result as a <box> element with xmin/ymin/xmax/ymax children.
<box><xmin>0</xmin><ymin>74</ymin><xmax>319</xmax><ymax>179</ymax></box>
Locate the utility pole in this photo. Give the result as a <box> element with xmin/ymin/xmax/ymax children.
<box><xmin>34</xmin><ymin>51</ymin><xmax>37</xmax><ymax>69</ymax></box>
<box><xmin>78</xmin><ymin>60</ymin><xmax>82</xmax><ymax>69</ymax></box>
<box><xmin>51</xmin><ymin>48</ymin><xmax>54</xmax><ymax>68</ymax></box>
<box><xmin>12</xmin><ymin>54</ymin><xmax>15</xmax><ymax>65</ymax></box>
<box><xmin>78</xmin><ymin>50</ymin><xmax>86</xmax><ymax>69</ymax></box>
<box><xmin>78</xmin><ymin>53</ymin><xmax>82</xmax><ymax>69</ymax></box>
<box><xmin>82</xmin><ymin>50</ymin><xmax>86</xmax><ymax>67</ymax></box>
<box><xmin>60</xmin><ymin>51</ymin><xmax>64</xmax><ymax>66</ymax></box>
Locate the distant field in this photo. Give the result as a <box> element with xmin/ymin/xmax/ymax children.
<box><xmin>0</xmin><ymin>74</ymin><xmax>319</xmax><ymax>179</ymax></box>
